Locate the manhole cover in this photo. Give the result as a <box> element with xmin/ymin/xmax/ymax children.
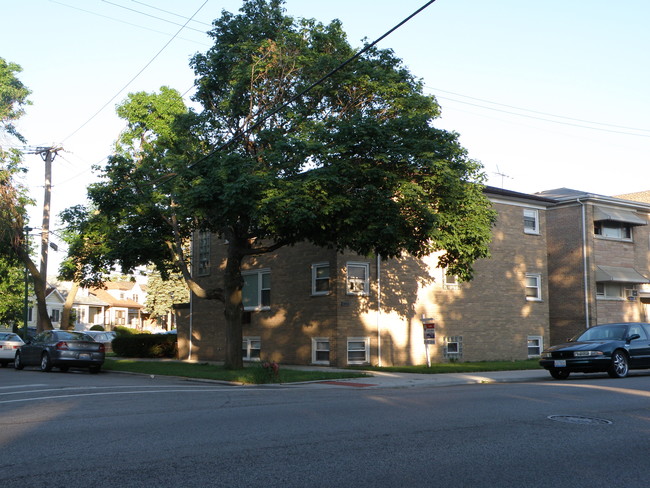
<box><xmin>548</xmin><ymin>415</ymin><xmax>612</xmax><ymax>425</ymax></box>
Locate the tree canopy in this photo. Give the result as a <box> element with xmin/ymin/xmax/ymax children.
<box><xmin>64</xmin><ymin>0</ymin><xmax>495</xmax><ymax>368</ymax></box>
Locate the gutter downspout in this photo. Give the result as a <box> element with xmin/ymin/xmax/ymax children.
<box><xmin>376</xmin><ymin>254</ymin><xmax>382</xmax><ymax>367</ymax></box>
<box><xmin>577</xmin><ymin>198</ymin><xmax>590</xmax><ymax>328</ymax></box>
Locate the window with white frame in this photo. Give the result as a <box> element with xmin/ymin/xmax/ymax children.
<box><xmin>525</xmin><ymin>273</ymin><xmax>542</xmax><ymax>301</ymax></box>
<box><xmin>347</xmin><ymin>337</ymin><xmax>369</xmax><ymax>364</ymax></box>
<box><xmin>596</xmin><ymin>282</ymin><xmax>624</xmax><ymax>299</ymax></box>
<box><xmin>443</xmin><ymin>270</ymin><xmax>459</xmax><ymax>289</ymax></box>
<box><xmin>594</xmin><ymin>221</ymin><xmax>632</xmax><ymax>240</ymax></box>
<box><xmin>444</xmin><ymin>336</ymin><xmax>463</xmax><ymax>360</ymax></box>
<box><xmin>312</xmin><ymin>338</ymin><xmax>330</xmax><ymax>364</ymax></box>
<box><xmin>197</xmin><ymin>231</ymin><xmax>211</xmax><ymax>276</ymax></box>
<box><xmin>523</xmin><ymin>208</ymin><xmax>540</xmax><ymax>235</ymax></box>
<box><xmin>242</xmin><ymin>269</ymin><xmax>271</xmax><ymax>311</ymax></box>
<box><xmin>346</xmin><ymin>262</ymin><xmax>369</xmax><ymax>295</ymax></box>
<box><xmin>242</xmin><ymin>337</ymin><xmax>261</xmax><ymax>361</ymax></box>
<box><xmin>527</xmin><ymin>336</ymin><xmax>543</xmax><ymax>357</ymax></box>
<box><xmin>311</xmin><ymin>263</ymin><xmax>330</xmax><ymax>296</ymax></box>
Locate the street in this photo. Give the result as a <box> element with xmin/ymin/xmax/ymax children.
<box><xmin>2</xmin><ymin>368</ymin><xmax>650</xmax><ymax>487</ymax></box>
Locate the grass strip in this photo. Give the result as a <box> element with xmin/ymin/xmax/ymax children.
<box><xmin>103</xmin><ymin>359</ymin><xmax>369</xmax><ymax>384</ymax></box>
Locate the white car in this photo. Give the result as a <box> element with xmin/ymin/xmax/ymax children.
<box><xmin>0</xmin><ymin>332</ymin><xmax>24</xmax><ymax>367</ymax></box>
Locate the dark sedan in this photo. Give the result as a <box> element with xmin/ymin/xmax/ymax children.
<box><xmin>539</xmin><ymin>322</ymin><xmax>650</xmax><ymax>379</ymax></box>
<box><xmin>14</xmin><ymin>330</ymin><xmax>105</xmax><ymax>373</ymax></box>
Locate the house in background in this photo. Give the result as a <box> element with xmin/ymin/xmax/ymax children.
<box><xmin>26</xmin><ymin>287</ymin><xmax>65</xmax><ymax>329</ymax></box>
<box><xmin>89</xmin><ymin>281</ymin><xmax>149</xmax><ymax>330</ymax></box>
<box><xmin>539</xmin><ymin>188</ymin><xmax>650</xmax><ymax>344</ymax></box>
<box><xmin>180</xmin><ymin>186</ymin><xmax>555</xmax><ymax>367</ymax></box>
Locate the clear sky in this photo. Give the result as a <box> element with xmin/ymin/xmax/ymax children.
<box><xmin>3</xmin><ymin>0</ymin><xmax>650</xmax><ymax>267</ymax></box>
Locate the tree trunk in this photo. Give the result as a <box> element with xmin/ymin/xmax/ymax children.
<box><xmin>61</xmin><ymin>281</ymin><xmax>79</xmax><ymax>330</ymax></box>
<box><xmin>223</xmin><ymin>234</ymin><xmax>245</xmax><ymax>370</ymax></box>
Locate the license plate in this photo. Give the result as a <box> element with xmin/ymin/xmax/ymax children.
<box><xmin>79</xmin><ymin>353</ymin><xmax>91</xmax><ymax>360</ymax></box>
<box><xmin>554</xmin><ymin>360</ymin><xmax>566</xmax><ymax>367</ymax></box>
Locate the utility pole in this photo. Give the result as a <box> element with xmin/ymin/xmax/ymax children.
<box><xmin>35</xmin><ymin>146</ymin><xmax>62</xmax><ymax>331</ymax></box>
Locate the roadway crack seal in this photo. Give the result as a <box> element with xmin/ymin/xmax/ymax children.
<box><xmin>318</xmin><ymin>381</ymin><xmax>377</xmax><ymax>387</ymax></box>
<box><xmin>547</xmin><ymin>415</ymin><xmax>613</xmax><ymax>425</ymax></box>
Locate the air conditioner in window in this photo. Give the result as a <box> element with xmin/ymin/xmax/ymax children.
<box><xmin>625</xmin><ymin>289</ymin><xmax>638</xmax><ymax>300</ymax></box>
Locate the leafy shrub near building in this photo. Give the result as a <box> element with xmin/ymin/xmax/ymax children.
<box><xmin>112</xmin><ymin>330</ymin><xmax>177</xmax><ymax>358</ymax></box>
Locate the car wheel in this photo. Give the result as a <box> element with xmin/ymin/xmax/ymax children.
<box><xmin>89</xmin><ymin>365</ymin><xmax>101</xmax><ymax>374</ymax></box>
<box><xmin>608</xmin><ymin>350</ymin><xmax>629</xmax><ymax>378</ymax></box>
<box><xmin>550</xmin><ymin>368</ymin><xmax>570</xmax><ymax>380</ymax></box>
<box><xmin>14</xmin><ymin>352</ymin><xmax>24</xmax><ymax>370</ymax></box>
<box><xmin>40</xmin><ymin>353</ymin><xmax>53</xmax><ymax>372</ymax></box>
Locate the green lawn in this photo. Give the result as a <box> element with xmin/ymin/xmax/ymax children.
<box><xmin>103</xmin><ymin>358</ymin><xmax>540</xmax><ymax>384</ymax></box>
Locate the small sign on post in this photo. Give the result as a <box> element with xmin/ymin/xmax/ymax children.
<box><xmin>422</xmin><ymin>317</ymin><xmax>436</xmax><ymax>367</ymax></box>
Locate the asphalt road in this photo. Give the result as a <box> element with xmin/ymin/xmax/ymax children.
<box><xmin>2</xmin><ymin>367</ymin><xmax>650</xmax><ymax>487</ymax></box>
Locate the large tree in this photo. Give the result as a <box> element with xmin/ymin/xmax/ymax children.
<box><xmin>65</xmin><ymin>0</ymin><xmax>495</xmax><ymax>368</ymax></box>
<box><xmin>0</xmin><ymin>57</ymin><xmax>54</xmax><ymax>333</ymax></box>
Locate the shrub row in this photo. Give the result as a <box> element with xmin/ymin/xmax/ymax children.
<box><xmin>112</xmin><ymin>329</ymin><xmax>178</xmax><ymax>358</ymax></box>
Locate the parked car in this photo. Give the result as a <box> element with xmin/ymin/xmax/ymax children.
<box><xmin>539</xmin><ymin>322</ymin><xmax>650</xmax><ymax>379</ymax></box>
<box><xmin>83</xmin><ymin>330</ymin><xmax>117</xmax><ymax>353</ymax></box>
<box><xmin>14</xmin><ymin>330</ymin><xmax>105</xmax><ymax>373</ymax></box>
<box><xmin>0</xmin><ymin>332</ymin><xmax>24</xmax><ymax>367</ymax></box>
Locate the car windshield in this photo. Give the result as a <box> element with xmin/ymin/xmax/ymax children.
<box><xmin>575</xmin><ymin>325</ymin><xmax>627</xmax><ymax>342</ymax></box>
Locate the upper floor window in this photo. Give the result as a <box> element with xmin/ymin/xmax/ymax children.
<box><xmin>523</xmin><ymin>209</ymin><xmax>539</xmax><ymax>235</ymax></box>
<box><xmin>311</xmin><ymin>263</ymin><xmax>330</xmax><ymax>296</ymax></box>
<box><xmin>346</xmin><ymin>262</ymin><xmax>369</xmax><ymax>296</ymax></box>
<box><xmin>525</xmin><ymin>273</ymin><xmax>542</xmax><ymax>301</ymax></box>
<box><xmin>197</xmin><ymin>231</ymin><xmax>211</xmax><ymax>276</ymax></box>
<box><xmin>243</xmin><ymin>269</ymin><xmax>270</xmax><ymax>311</ymax></box>
<box><xmin>594</xmin><ymin>221</ymin><xmax>632</xmax><ymax>240</ymax></box>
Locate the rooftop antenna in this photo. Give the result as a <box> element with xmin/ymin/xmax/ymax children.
<box><xmin>493</xmin><ymin>165</ymin><xmax>512</xmax><ymax>188</ymax></box>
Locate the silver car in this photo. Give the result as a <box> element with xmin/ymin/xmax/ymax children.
<box><xmin>15</xmin><ymin>330</ymin><xmax>105</xmax><ymax>373</ymax></box>
<box><xmin>0</xmin><ymin>332</ymin><xmax>24</xmax><ymax>367</ymax></box>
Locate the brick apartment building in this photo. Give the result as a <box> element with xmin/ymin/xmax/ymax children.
<box><xmin>178</xmin><ymin>186</ymin><xmax>556</xmax><ymax>367</ymax></box>
<box><xmin>538</xmin><ymin>188</ymin><xmax>650</xmax><ymax>345</ymax></box>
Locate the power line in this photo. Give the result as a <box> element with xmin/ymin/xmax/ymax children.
<box><xmin>101</xmin><ymin>0</ymin><xmax>207</xmax><ymax>34</ymax></box>
<box><xmin>131</xmin><ymin>0</ymin><xmax>213</xmax><ymax>27</ymax></box>
<box><xmin>431</xmin><ymin>87</ymin><xmax>650</xmax><ymax>138</ymax></box>
<box><xmin>60</xmin><ymin>0</ymin><xmax>210</xmax><ymax>144</ymax></box>
<box><xmin>49</xmin><ymin>0</ymin><xmax>209</xmax><ymax>45</ymax></box>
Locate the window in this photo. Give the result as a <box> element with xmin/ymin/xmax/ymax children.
<box><xmin>596</xmin><ymin>282</ymin><xmax>624</xmax><ymax>299</ymax></box>
<box><xmin>594</xmin><ymin>222</ymin><xmax>632</xmax><ymax>240</ymax></box>
<box><xmin>115</xmin><ymin>310</ymin><xmax>125</xmax><ymax>325</ymax></box>
<box><xmin>132</xmin><ymin>294</ymin><xmax>139</xmax><ymax>303</ymax></box>
<box><xmin>347</xmin><ymin>337</ymin><xmax>369</xmax><ymax>365</ymax></box>
<box><xmin>523</xmin><ymin>209</ymin><xmax>539</xmax><ymax>234</ymax></box>
<box><xmin>443</xmin><ymin>270</ymin><xmax>460</xmax><ymax>289</ymax></box>
<box><xmin>197</xmin><ymin>231</ymin><xmax>211</xmax><ymax>276</ymax></box>
<box><xmin>525</xmin><ymin>274</ymin><xmax>542</xmax><ymax>301</ymax></box>
<box><xmin>443</xmin><ymin>336</ymin><xmax>463</xmax><ymax>360</ymax></box>
<box><xmin>312</xmin><ymin>338</ymin><xmax>330</xmax><ymax>364</ymax></box>
<box><xmin>50</xmin><ymin>309</ymin><xmax>60</xmax><ymax>322</ymax></box>
<box><xmin>311</xmin><ymin>263</ymin><xmax>330</xmax><ymax>296</ymax></box>
<box><xmin>346</xmin><ymin>262</ymin><xmax>369</xmax><ymax>296</ymax></box>
<box><xmin>243</xmin><ymin>270</ymin><xmax>271</xmax><ymax>311</ymax></box>
<box><xmin>242</xmin><ymin>337</ymin><xmax>261</xmax><ymax>361</ymax></box>
<box><xmin>527</xmin><ymin>336</ymin><xmax>543</xmax><ymax>358</ymax></box>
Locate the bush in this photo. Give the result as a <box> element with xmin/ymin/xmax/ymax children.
<box><xmin>113</xmin><ymin>326</ymin><xmax>141</xmax><ymax>336</ymax></box>
<box><xmin>89</xmin><ymin>324</ymin><xmax>105</xmax><ymax>331</ymax></box>
<box><xmin>112</xmin><ymin>333</ymin><xmax>178</xmax><ymax>358</ymax></box>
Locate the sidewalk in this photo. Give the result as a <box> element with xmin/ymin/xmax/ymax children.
<box><xmin>281</xmin><ymin>365</ymin><xmax>551</xmax><ymax>388</ymax></box>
